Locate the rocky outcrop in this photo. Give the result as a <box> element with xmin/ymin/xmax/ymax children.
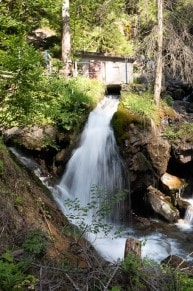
<box><xmin>147</xmin><ymin>186</ymin><xmax>180</xmax><ymax>222</ymax></box>
<box><xmin>161</xmin><ymin>172</ymin><xmax>186</xmax><ymax>192</ymax></box>
<box><xmin>3</xmin><ymin>125</ymin><xmax>58</xmax><ymax>150</ymax></box>
<box><xmin>172</xmin><ymin>142</ymin><xmax>193</xmax><ymax>164</ymax></box>
<box><xmin>160</xmin><ymin>172</ymin><xmax>190</xmax><ymax>210</ymax></box>
<box><xmin>2</xmin><ymin>125</ymin><xmax>73</xmax><ymax>176</ymax></box>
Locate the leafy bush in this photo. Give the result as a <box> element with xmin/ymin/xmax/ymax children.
<box><xmin>164</xmin><ymin>122</ymin><xmax>193</xmax><ymax>143</ymax></box>
<box><xmin>65</xmin><ymin>186</ymin><xmax>127</xmax><ymax>238</ymax></box>
<box><xmin>0</xmin><ymin>71</ymin><xmax>104</xmax><ymax>130</ymax></box>
<box><xmin>23</xmin><ymin>229</ymin><xmax>50</xmax><ymax>257</ymax></box>
<box><xmin>0</xmin><ymin>252</ymin><xmax>38</xmax><ymax>290</ymax></box>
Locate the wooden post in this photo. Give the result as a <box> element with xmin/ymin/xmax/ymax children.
<box><xmin>124</xmin><ymin>238</ymin><xmax>141</xmax><ymax>258</ymax></box>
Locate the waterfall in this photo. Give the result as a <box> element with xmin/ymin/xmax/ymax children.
<box><xmin>184</xmin><ymin>204</ymin><xmax>193</xmax><ymax>225</ymax></box>
<box><xmin>54</xmin><ymin>96</ymin><xmax>128</xmax><ymax>226</ymax></box>
<box><xmin>8</xmin><ymin>109</ymin><xmax>193</xmax><ymax>263</ymax></box>
<box><xmin>177</xmin><ymin>198</ymin><xmax>193</xmax><ymax>230</ymax></box>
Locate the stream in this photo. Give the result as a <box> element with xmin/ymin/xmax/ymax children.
<box><xmin>9</xmin><ymin>96</ymin><xmax>193</xmax><ymax>264</ymax></box>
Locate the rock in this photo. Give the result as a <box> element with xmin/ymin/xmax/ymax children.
<box><xmin>55</xmin><ymin>149</ymin><xmax>67</xmax><ymax>164</ymax></box>
<box><xmin>147</xmin><ymin>186</ymin><xmax>180</xmax><ymax>222</ymax></box>
<box><xmin>161</xmin><ymin>255</ymin><xmax>189</xmax><ymax>269</ymax></box>
<box><xmin>172</xmin><ymin>142</ymin><xmax>193</xmax><ymax>164</ymax></box>
<box><xmin>131</xmin><ymin>152</ymin><xmax>152</xmax><ymax>172</ymax></box>
<box><xmin>3</xmin><ymin>125</ymin><xmax>58</xmax><ymax>151</ymax></box>
<box><xmin>147</xmin><ymin>137</ymin><xmax>171</xmax><ymax>176</ymax></box>
<box><xmin>161</xmin><ymin>172</ymin><xmax>186</xmax><ymax>192</ymax></box>
<box><xmin>172</xmin><ymin>88</ymin><xmax>185</xmax><ymax>100</ymax></box>
<box><xmin>3</xmin><ymin>127</ymin><xmax>21</xmax><ymax>141</ymax></box>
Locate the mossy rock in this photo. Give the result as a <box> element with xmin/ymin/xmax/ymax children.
<box><xmin>112</xmin><ymin>108</ymin><xmax>143</xmax><ymax>143</ymax></box>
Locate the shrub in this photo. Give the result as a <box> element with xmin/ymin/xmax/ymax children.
<box><xmin>23</xmin><ymin>229</ymin><xmax>50</xmax><ymax>257</ymax></box>
<box><xmin>0</xmin><ymin>252</ymin><xmax>38</xmax><ymax>290</ymax></box>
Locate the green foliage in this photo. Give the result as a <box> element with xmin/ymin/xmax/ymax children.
<box><xmin>23</xmin><ymin>229</ymin><xmax>50</xmax><ymax>257</ymax></box>
<box><xmin>0</xmin><ymin>252</ymin><xmax>38</xmax><ymax>290</ymax></box>
<box><xmin>70</xmin><ymin>0</ymin><xmax>134</xmax><ymax>54</ymax></box>
<box><xmin>122</xmin><ymin>252</ymin><xmax>146</xmax><ymax>290</ymax></box>
<box><xmin>120</xmin><ymin>91</ymin><xmax>160</xmax><ymax>125</ymax></box>
<box><xmin>178</xmin><ymin>272</ymin><xmax>193</xmax><ymax>291</ymax></box>
<box><xmin>0</xmin><ymin>0</ymin><xmax>61</xmax><ymax>33</ymax></box>
<box><xmin>111</xmin><ymin>287</ymin><xmax>121</xmax><ymax>291</ymax></box>
<box><xmin>164</xmin><ymin>94</ymin><xmax>174</xmax><ymax>107</ymax></box>
<box><xmin>0</xmin><ymin>73</ymin><xmax>104</xmax><ymax>129</ymax></box>
<box><xmin>65</xmin><ymin>186</ymin><xmax>127</xmax><ymax>238</ymax></box>
<box><xmin>164</xmin><ymin>122</ymin><xmax>193</xmax><ymax>143</ymax></box>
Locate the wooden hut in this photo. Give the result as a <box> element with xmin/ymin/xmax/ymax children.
<box><xmin>74</xmin><ymin>51</ymin><xmax>134</xmax><ymax>85</ymax></box>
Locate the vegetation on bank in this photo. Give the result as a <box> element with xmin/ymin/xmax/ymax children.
<box><xmin>112</xmin><ymin>88</ymin><xmax>177</xmax><ymax>144</ymax></box>
<box><xmin>0</xmin><ymin>63</ymin><xmax>104</xmax><ymax>130</ymax></box>
<box><xmin>164</xmin><ymin>122</ymin><xmax>193</xmax><ymax>143</ymax></box>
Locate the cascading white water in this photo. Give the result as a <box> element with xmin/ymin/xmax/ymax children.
<box><xmin>185</xmin><ymin>204</ymin><xmax>193</xmax><ymax>224</ymax></box>
<box><xmin>177</xmin><ymin>198</ymin><xmax>193</xmax><ymax>230</ymax></box>
<box><xmin>54</xmin><ymin>96</ymin><xmax>127</xmax><ymax>223</ymax></box>
<box><xmin>52</xmin><ymin>95</ymin><xmax>129</xmax><ymax>261</ymax></box>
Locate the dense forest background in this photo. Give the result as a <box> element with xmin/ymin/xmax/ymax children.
<box><xmin>1</xmin><ymin>0</ymin><xmax>193</xmax><ymax>130</ymax></box>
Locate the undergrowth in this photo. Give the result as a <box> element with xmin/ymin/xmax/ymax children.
<box><xmin>120</xmin><ymin>91</ymin><xmax>160</xmax><ymax>125</ymax></box>
<box><xmin>164</xmin><ymin>122</ymin><xmax>193</xmax><ymax>143</ymax></box>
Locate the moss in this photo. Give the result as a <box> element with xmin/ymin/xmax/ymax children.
<box><xmin>112</xmin><ymin>105</ymin><xmax>149</xmax><ymax>144</ymax></box>
<box><xmin>112</xmin><ymin>108</ymin><xmax>143</xmax><ymax>143</ymax></box>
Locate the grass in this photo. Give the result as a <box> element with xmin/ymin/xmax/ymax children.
<box><xmin>164</xmin><ymin>122</ymin><xmax>193</xmax><ymax>143</ymax></box>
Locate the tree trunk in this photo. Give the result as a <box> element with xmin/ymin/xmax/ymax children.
<box><xmin>61</xmin><ymin>0</ymin><xmax>71</xmax><ymax>76</ymax></box>
<box><xmin>154</xmin><ymin>0</ymin><xmax>163</xmax><ymax>106</ymax></box>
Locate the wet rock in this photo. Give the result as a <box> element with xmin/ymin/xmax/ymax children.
<box><xmin>161</xmin><ymin>255</ymin><xmax>189</xmax><ymax>269</ymax></box>
<box><xmin>161</xmin><ymin>173</ymin><xmax>186</xmax><ymax>194</ymax></box>
<box><xmin>147</xmin><ymin>186</ymin><xmax>180</xmax><ymax>222</ymax></box>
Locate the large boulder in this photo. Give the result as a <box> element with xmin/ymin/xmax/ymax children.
<box><xmin>3</xmin><ymin>125</ymin><xmax>57</xmax><ymax>150</ymax></box>
<box><xmin>161</xmin><ymin>172</ymin><xmax>186</xmax><ymax>191</ymax></box>
<box><xmin>147</xmin><ymin>186</ymin><xmax>180</xmax><ymax>222</ymax></box>
<box><xmin>160</xmin><ymin>172</ymin><xmax>189</xmax><ymax>209</ymax></box>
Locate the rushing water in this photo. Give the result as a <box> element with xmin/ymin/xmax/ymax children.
<box><xmin>55</xmin><ymin>96</ymin><xmax>126</xmax><ymax>212</ymax></box>
<box><xmin>9</xmin><ymin>96</ymin><xmax>193</xmax><ymax>264</ymax></box>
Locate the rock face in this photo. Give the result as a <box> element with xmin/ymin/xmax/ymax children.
<box><xmin>3</xmin><ymin>125</ymin><xmax>57</xmax><ymax>150</ymax></box>
<box><xmin>112</xmin><ymin>91</ymin><xmax>193</xmax><ymax>222</ymax></box>
<box><xmin>114</xmin><ymin>120</ymin><xmax>171</xmax><ymax>216</ymax></box>
<box><xmin>2</xmin><ymin>125</ymin><xmax>73</xmax><ymax>176</ymax></box>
